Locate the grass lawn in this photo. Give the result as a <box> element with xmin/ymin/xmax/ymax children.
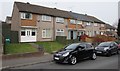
<box><xmin>5</xmin><ymin>43</ymin><xmax>38</xmax><ymax>54</ymax></box>
<box><xmin>36</xmin><ymin>41</ymin><xmax>65</xmax><ymax>53</ymax></box>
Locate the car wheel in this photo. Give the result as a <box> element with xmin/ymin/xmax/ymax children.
<box><xmin>107</xmin><ymin>52</ymin><xmax>111</xmax><ymax>57</ymax></box>
<box><xmin>117</xmin><ymin>50</ymin><xmax>119</xmax><ymax>54</ymax></box>
<box><xmin>70</xmin><ymin>56</ymin><xmax>77</xmax><ymax>65</ymax></box>
<box><xmin>91</xmin><ymin>53</ymin><xmax>96</xmax><ymax>60</ymax></box>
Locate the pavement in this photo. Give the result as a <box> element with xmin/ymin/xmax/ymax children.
<box><xmin>2</xmin><ymin>53</ymin><xmax>53</xmax><ymax>69</ymax></box>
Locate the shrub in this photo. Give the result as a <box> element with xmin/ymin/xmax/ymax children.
<box><xmin>93</xmin><ymin>35</ymin><xmax>116</xmax><ymax>43</ymax></box>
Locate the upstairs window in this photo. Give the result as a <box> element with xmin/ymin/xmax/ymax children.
<box><xmin>86</xmin><ymin>22</ymin><xmax>91</xmax><ymax>26</ymax></box>
<box><xmin>94</xmin><ymin>23</ymin><xmax>98</xmax><ymax>26</ymax></box>
<box><xmin>21</xmin><ymin>12</ymin><xmax>32</xmax><ymax>19</ymax></box>
<box><xmin>42</xmin><ymin>15</ymin><xmax>51</xmax><ymax>21</ymax></box>
<box><xmin>77</xmin><ymin>21</ymin><xmax>82</xmax><ymax>24</ymax></box>
<box><xmin>101</xmin><ymin>24</ymin><xmax>105</xmax><ymax>27</ymax></box>
<box><xmin>70</xmin><ymin>19</ymin><xmax>76</xmax><ymax>24</ymax></box>
<box><xmin>56</xmin><ymin>17</ymin><xmax>64</xmax><ymax>23</ymax></box>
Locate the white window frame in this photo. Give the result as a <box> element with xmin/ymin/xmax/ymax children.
<box><xmin>77</xmin><ymin>21</ymin><xmax>82</xmax><ymax>24</ymax></box>
<box><xmin>94</xmin><ymin>23</ymin><xmax>98</xmax><ymax>26</ymax></box>
<box><xmin>107</xmin><ymin>29</ymin><xmax>110</xmax><ymax>31</ymax></box>
<box><xmin>56</xmin><ymin>29</ymin><xmax>64</xmax><ymax>36</ymax></box>
<box><xmin>42</xmin><ymin>15</ymin><xmax>51</xmax><ymax>21</ymax></box>
<box><xmin>86</xmin><ymin>22</ymin><xmax>91</xmax><ymax>26</ymax></box>
<box><xmin>101</xmin><ymin>24</ymin><xmax>105</xmax><ymax>27</ymax></box>
<box><xmin>21</xmin><ymin>12</ymin><xmax>32</xmax><ymax>19</ymax></box>
<box><xmin>42</xmin><ymin>29</ymin><xmax>51</xmax><ymax>38</ymax></box>
<box><xmin>70</xmin><ymin>19</ymin><xmax>76</xmax><ymax>24</ymax></box>
<box><xmin>56</xmin><ymin>17</ymin><xmax>64</xmax><ymax>23</ymax></box>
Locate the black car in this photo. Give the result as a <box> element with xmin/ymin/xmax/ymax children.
<box><xmin>53</xmin><ymin>43</ymin><xmax>97</xmax><ymax>65</ymax></box>
<box><xmin>95</xmin><ymin>42</ymin><xmax>119</xmax><ymax>56</ymax></box>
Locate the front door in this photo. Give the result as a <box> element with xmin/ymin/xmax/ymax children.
<box><xmin>71</xmin><ymin>31</ymin><xmax>73</xmax><ymax>39</ymax></box>
<box><xmin>26</xmin><ymin>29</ymin><xmax>31</xmax><ymax>37</ymax></box>
<box><xmin>21</xmin><ymin>29</ymin><xmax>37</xmax><ymax>42</ymax></box>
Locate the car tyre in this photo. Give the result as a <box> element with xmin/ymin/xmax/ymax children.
<box><xmin>107</xmin><ymin>51</ymin><xmax>111</xmax><ymax>57</ymax></box>
<box><xmin>117</xmin><ymin>50</ymin><xmax>119</xmax><ymax>54</ymax></box>
<box><xmin>91</xmin><ymin>53</ymin><xmax>97</xmax><ymax>60</ymax></box>
<box><xmin>69</xmin><ymin>56</ymin><xmax>77</xmax><ymax>65</ymax></box>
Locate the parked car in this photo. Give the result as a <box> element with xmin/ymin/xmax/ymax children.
<box><xmin>95</xmin><ymin>42</ymin><xmax>119</xmax><ymax>56</ymax></box>
<box><xmin>53</xmin><ymin>43</ymin><xmax>96</xmax><ymax>65</ymax></box>
<box><xmin>118</xmin><ymin>44</ymin><xmax>120</xmax><ymax>50</ymax></box>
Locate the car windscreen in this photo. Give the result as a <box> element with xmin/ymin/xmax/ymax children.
<box><xmin>65</xmin><ymin>44</ymin><xmax>78</xmax><ymax>50</ymax></box>
<box><xmin>98</xmin><ymin>42</ymin><xmax>111</xmax><ymax>47</ymax></box>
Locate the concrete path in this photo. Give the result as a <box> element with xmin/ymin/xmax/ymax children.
<box><xmin>2</xmin><ymin>53</ymin><xmax>53</xmax><ymax>69</ymax></box>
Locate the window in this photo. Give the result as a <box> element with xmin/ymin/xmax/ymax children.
<box><xmin>21</xmin><ymin>12</ymin><xmax>32</xmax><ymax>19</ymax></box>
<box><xmin>86</xmin><ymin>22</ymin><xmax>91</xmax><ymax>26</ymax></box>
<box><xmin>56</xmin><ymin>17</ymin><xmax>64</xmax><ymax>23</ymax></box>
<box><xmin>42</xmin><ymin>29</ymin><xmax>51</xmax><ymax>38</ymax></box>
<box><xmin>77</xmin><ymin>21</ymin><xmax>82</xmax><ymax>24</ymax></box>
<box><xmin>101</xmin><ymin>24</ymin><xmax>104</xmax><ymax>27</ymax></box>
<box><xmin>94</xmin><ymin>23</ymin><xmax>98</xmax><ymax>26</ymax></box>
<box><xmin>56</xmin><ymin>29</ymin><xmax>64</xmax><ymax>36</ymax></box>
<box><xmin>107</xmin><ymin>29</ymin><xmax>110</xmax><ymax>31</ymax></box>
<box><xmin>42</xmin><ymin>15</ymin><xmax>51</xmax><ymax>21</ymax></box>
<box><xmin>32</xmin><ymin>30</ymin><xmax>36</xmax><ymax>36</ymax></box>
<box><xmin>70</xmin><ymin>19</ymin><xmax>76</xmax><ymax>24</ymax></box>
<box><xmin>21</xmin><ymin>30</ymin><xmax>25</xmax><ymax>36</ymax></box>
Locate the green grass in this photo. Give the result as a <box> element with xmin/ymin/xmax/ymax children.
<box><xmin>36</xmin><ymin>41</ymin><xmax>65</xmax><ymax>53</ymax></box>
<box><xmin>5</xmin><ymin>43</ymin><xmax>38</xmax><ymax>54</ymax></box>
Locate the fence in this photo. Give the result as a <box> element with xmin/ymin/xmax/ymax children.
<box><xmin>2</xmin><ymin>24</ymin><xmax>18</xmax><ymax>43</ymax></box>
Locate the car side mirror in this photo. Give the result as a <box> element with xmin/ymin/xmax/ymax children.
<box><xmin>78</xmin><ymin>46</ymin><xmax>85</xmax><ymax>51</ymax></box>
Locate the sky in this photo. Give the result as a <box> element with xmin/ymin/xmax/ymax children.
<box><xmin>0</xmin><ymin>0</ymin><xmax>119</xmax><ymax>25</ymax></box>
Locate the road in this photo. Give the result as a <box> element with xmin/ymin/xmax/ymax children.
<box><xmin>12</xmin><ymin>54</ymin><xmax>119</xmax><ymax>69</ymax></box>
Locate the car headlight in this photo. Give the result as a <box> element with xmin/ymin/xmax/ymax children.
<box><xmin>104</xmin><ymin>47</ymin><xmax>109</xmax><ymax>51</ymax></box>
<box><xmin>62</xmin><ymin>52</ymin><xmax>69</xmax><ymax>57</ymax></box>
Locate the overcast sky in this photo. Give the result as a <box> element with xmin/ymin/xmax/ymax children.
<box><xmin>0</xmin><ymin>0</ymin><xmax>119</xmax><ymax>25</ymax></box>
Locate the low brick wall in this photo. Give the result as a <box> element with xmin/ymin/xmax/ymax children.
<box><xmin>2</xmin><ymin>51</ymin><xmax>44</xmax><ymax>60</ymax></box>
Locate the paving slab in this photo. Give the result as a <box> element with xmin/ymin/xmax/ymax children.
<box><xmin>2</xmin><ymin>54</ymin><xmax>53</xmax><ymax>69</ymax></box>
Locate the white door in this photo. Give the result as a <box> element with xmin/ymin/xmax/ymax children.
<box><xmin>21</xmin><ymin>29</ymin><xmax>37</xmax><ymax>42</ymax></box>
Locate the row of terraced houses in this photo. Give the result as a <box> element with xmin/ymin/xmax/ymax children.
<box><xmin>10</xmin><ymin>2</ymin><xmax>116</xmax><ymax>42</ymax></box>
